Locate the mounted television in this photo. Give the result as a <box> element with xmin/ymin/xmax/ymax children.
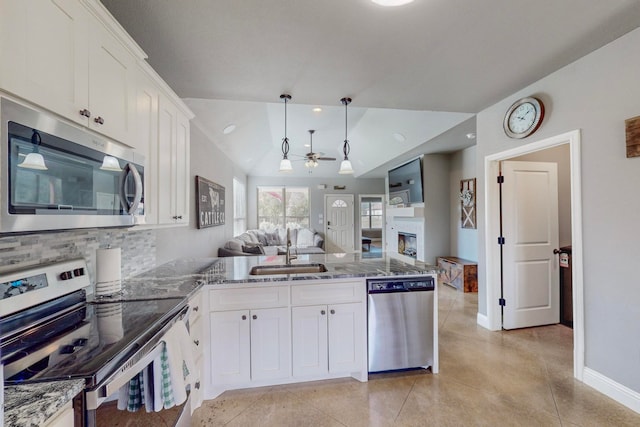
<box><xmin>387</xmin><ymin>157</ymin><xmax>424</xmax><ymax>206</ymax></box>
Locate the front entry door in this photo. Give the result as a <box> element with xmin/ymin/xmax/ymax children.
<box><xmin>325</xmin><ymin>194</ymin><xmax>354</xmax><ymax>253</ymax></box>
<box><xmin>501</xmin><ymin>161</ymin><xmax>559</xmax><ymax>330</ymax></box>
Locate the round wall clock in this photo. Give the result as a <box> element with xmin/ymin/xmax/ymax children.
<box><xmin>503</xmin><ymin>96</ymin><xmax>545</xmax><ymax>139</ymax></box>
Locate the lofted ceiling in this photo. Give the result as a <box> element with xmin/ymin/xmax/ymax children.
<box><xmin>101</xmin><ymin>0</ymin><xmax>640</xmax><ymax>178</ymax></box>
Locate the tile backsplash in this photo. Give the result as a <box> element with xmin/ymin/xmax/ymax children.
<box><xmin>0</xmin><ymin>228</ymin><xmax>156</xmax><ymax>286</ymax></box>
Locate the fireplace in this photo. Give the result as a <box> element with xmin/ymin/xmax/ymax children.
<box><xmin>398</xmin><ymin>232</ymin><xmax>417</xmax><ymax>259</ymax></box>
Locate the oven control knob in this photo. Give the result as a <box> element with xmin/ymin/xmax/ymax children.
<box><xmin>73</xmin><ymin>268</ymin><xmax>85</xmax><ymax>277</ymax></box>
<box><xmin>59</xmin><ymin>345</ymin><xmax>75</xmax><ymax>354</ymax></box>
<box><xmin>59</xmin><ymin>271</ymin><xmax>73</xmax><ymax>281</ymax></box>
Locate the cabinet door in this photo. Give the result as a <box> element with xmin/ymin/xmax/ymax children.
<box><xmin>134</xmin><ymin>70</ymin><xmax>159</xmax><ymax>224</ymax></box>
<box><xmin>250</xmin><ymin>307</ymin><xmax>291</xmax><ymax>381</ymax></box>
<box><xmin>210</xmin><ymin>310</ymin><xmax>250</xmax><ymax>385</ymax></box>
<box><xmin>0</xmin><ymin>0</ymin><xmax>89</xmax><ymax>123</ymax></box>
<box><xmin>174</xmin><ymin>113</ymin><xmax>190</xmax><ymax>225</ymax></box>
<box><xmin>292</xmin><ymin>305</ymin><xmax>328</xmax><ymax>378</ymax></box>
<box><xmin>156</xmin><ymin>95</ymin><xmax>177</xmax><ymax>225</ymax></box>
<box><xmin>88</xmin><ymin>23</ymin><xmax>135</xmax><ymax>143</ymax></box>
<box><xmin>328</xmin><ymin>303</ymin><xmax>364</xmax><ymax>374</ymax></box>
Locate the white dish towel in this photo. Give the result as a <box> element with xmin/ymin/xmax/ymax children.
<box><xmin>162</xmin><ymin>320</ymin><xmax>196</xmax><ymax>406</ymax></box>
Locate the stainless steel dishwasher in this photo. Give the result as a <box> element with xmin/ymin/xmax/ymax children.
<box><xmin>367</xmin><ymin>276</ymin><xmax>435</xmax><ymax>372</ymax></box>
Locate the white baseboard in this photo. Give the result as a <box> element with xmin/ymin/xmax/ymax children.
<box><xmin>583</xmin><ymin>367</ymin><xmax>640</xmax><ymax>414</ymax></box>
<box><xmin>476</xmin><ymin>312</ymin><xmax>491</xmax><ymax>330</ymax></box>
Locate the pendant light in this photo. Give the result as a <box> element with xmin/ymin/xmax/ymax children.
<box><xmin>18</xmin><ymin>130</ymin><xmax>48</xmax><ymax>170</ymax></box>
<box><xmin>305</xmin><ymin>130</ymin><xmax>318</xmax><ymax>169</ymax></box>
<box><xmin>338</xmin><ymin>97</ymin><xmax>354</xmax><ymax>175</ymax></box>
<box><xmin>278</xmin><ymin>94</ymin><xmax>293</xmax><ymax>173</ymax></box>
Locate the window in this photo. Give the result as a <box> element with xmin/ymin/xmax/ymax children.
<box><xmin>233</xmin><ymin>178</ymin><xmax>246</xmax><ymax>235</ymax></box>
<box><xmin>257</xmin><ymin>186</ymin><xmax>309</xmax><ymax>230</ymax></box>
<box><xmin>361</xmin><ymin>201</ymin><xmax>383</xmax><ymax>229</ymax></box>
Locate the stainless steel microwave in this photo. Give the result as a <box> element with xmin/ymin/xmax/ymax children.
<box><xmin>1</xmin><ymin>98</ymin><xmax>145</xmax><ymax>234</ymax></box>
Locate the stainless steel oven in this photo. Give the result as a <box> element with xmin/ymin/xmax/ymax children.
<box><xmin>0</xmin><ymin>259</ymin><xmax>191</xmax><ymax>427</ymax></box>
<box><xmin>0</xmin><ymin>98</ymin><xmax>145</xmax><ymax>234</ymax></box>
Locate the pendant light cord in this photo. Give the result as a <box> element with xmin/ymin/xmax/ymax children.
<box><xmin>281</xmin><ymin>94</ymin><xmax>291</xmax><ymax>159</ymax></box>
<box><xmin>341</xmin><ymin>98</ymin><xmax>351</xmax><ymax>159</ymax></box>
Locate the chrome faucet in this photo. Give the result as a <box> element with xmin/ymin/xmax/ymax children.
<box><xmin>286</xmin><ymin>227</ymin><xmax>297</xmax><ymax>265</ymax></box>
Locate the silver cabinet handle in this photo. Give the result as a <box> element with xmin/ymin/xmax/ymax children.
<box><xmin>193</xmin><ymin>306</ymin><xmax>199</xmax><ymax>312</ymax></box>
<box><xmin>330</xmin><ymin>309</ymin><xmax>335</xmax><ymax>315</ymax></box>
<box><xmin>193</xmin><ymin>340</ymin><xmax>200</xmax><ymax>346</ymax></box>
<box><xmin>79</xmin><ymin>108</ymin><xmax>91</xmax><ymax>118</ymax></box>
<box><xmin>321</xmin><ymin>310</ymin><xmax>326</xmax><ymax>315</ymax></box>
<box><xmin>195</xmin><ymin>381</ymin><xmax>200</xmax><ymax>390</ymax></box>
<box><xmin>94</xmin><ymin>116</ymin><xmax>104</xmax><ymax>125</ymax></box>
<box><xmin>252</xmin><ymin>314</ymin><xmax>257</xmax><ymax>320</ymax></box>
<box><xmin>242</xmin><ymin>315</ymin><xmax>247</xmax><ymax>320</ymax></box>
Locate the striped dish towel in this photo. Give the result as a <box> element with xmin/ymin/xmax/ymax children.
<box><xmin>160</xmin><ymin>342</ymin><xmax>175</xmax><ymax>409</ymax></box>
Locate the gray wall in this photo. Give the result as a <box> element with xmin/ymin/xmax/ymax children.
<box><xmin>449</xmin><ymin>146</ymin><xmax>478</xmax><ymax>261</ymax></box>
<box><xmin>422</xmin><ymin>154</ymin><xmax>451</xmax><ymax>264</ymax></box>
<box><xmin>247</xmin><ymin>175</ymin><xmax>384</xmax><ymax>240</ymax></box>
<box><xmin>155</xmin><ymin>124</ymin><xmax>247</xmax><ymax>264</ymax></box>
<box><xmin>475</xmin><ymin>27</ymin><xmax>640</xmax><ymax>393</ymax></box>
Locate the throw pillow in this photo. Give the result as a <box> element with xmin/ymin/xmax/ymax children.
<box><xmin>265</xmin><ymin>231</ymin><xmax>280</xmax><ymax>246</ymax></box>
<box><xmin>225</xmin><ymin>238</ymin><xmax>244</xmax><ymax>252</ymax></box>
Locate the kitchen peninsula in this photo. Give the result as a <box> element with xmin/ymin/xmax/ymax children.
<box><xmin>4</xmin><ymin>253</ymin><xmax>438</xmax><ymax>426</ymax></box>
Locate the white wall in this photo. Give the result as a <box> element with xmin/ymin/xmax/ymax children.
<box><xmin>450</xmin><ymin>146</ymin><xmax>478</xmax><ymax>261</ymax></box>
<box><xmin>476</xmin><ymin>27</ymin><xmax>640</xmax><ymax>394</ymax></box>
<box><xmin>155</xmin><ymin>125</ymin><xmax>246</xmax><ymax>264</ymax></box>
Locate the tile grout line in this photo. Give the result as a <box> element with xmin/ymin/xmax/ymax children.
<box><xmin>392</xmin><ymin>376</ymin><xmax>419</xmax><ymax>424</ymax></box>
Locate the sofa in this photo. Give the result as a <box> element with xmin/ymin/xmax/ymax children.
<box><xmin>218</xmin><ymin>228</ymin><xmax>325</xmax><ymax>257</ymax></box>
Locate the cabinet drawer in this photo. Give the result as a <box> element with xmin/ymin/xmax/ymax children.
<box><xmin>291</xmin><ymin>280</ymin><xmax>364</xmax><ymax>306</ymax></box>
<box><xmin>210</xmin><ymin>286</ymin><xmax>289</xmax><ymax>311</ymax></box>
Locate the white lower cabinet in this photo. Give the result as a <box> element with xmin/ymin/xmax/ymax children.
<box><xmin>207</xmin><ymin>280</ymin><xmax>366</xmax><ymax>398</ymax></box>
<box><xmin>291</xmin><ymin>302</ymin><xmax>364</xmax><ymax>378</ymax></box>
<box><xmin>210</xmin><ymin>307</ymin><xmax>290</xmax><ymax>386</ymax></box>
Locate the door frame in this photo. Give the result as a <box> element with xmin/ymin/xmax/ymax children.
<box><xmin>483</xmin><ymin>129</ymin><xmax>584</xmax><ymax>381</ymax></box>
<box><xmin>357</xmin><ymin>194</ymin><xmax>386</xmax><ymax>253</ymax></box>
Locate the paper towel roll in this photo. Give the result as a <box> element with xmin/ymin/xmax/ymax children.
<box><xmin>96</xmin><ymin>247</ymin><xmax>121</xmax><ymax>297</ymax></box>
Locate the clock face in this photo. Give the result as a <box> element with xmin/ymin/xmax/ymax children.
<box><xmin>503</xmin><ymin>97</ymin><xmax>545</xmax><ymax>139</ymax></box>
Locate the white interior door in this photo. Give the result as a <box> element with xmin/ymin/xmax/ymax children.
<box><xmin>325</xmin><ymin>195</ymin><xmax>354</xmax><ymax>253</ymax></box>
<box><xmin>502</xmin><ymin>161</ymin><xmax>559</xmax><ymax>330</ymax></box>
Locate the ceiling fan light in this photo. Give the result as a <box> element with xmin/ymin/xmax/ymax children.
<box><xmin>18</xmin><ymin>152</ymin><xmax>48</xmax><ymax>170</ymax></box>
<box><xmin>279</xmin><ymin>158</ymin><xmax>293</xmax><ymax>172</ymax></box>
<box><xmin>338</xmin><ymin>159</ymin><xmax>354</xmax><ymax>174</ymax></box>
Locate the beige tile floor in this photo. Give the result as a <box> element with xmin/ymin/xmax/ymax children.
<box><xmin>193</xmin><ymin>283</ymin><xmax>640</xmax><ymax>426</ymax></box>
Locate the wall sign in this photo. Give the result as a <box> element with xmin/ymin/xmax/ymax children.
<box><xmin>196</xmin><ymin>176</ymin><xmax>225</xmax><ymax>228</ymax></box>
<box><xmin>460</xmin><ymin>178</ymin><xmax>476</xmax><ymax>229</ymax></box>
<box><xmin>625</xmin><ymin>115</ymin><xmax>640</xmax><ymax>158</ymax></box>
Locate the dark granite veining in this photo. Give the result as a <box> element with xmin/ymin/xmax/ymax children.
<box><xmin>4</xmin><ymin>379</ymin><xmax>84</xmax><ymax>427</ymax></box>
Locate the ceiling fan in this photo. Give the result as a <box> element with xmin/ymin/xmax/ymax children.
<box><xmin>295</xmin><ymin>130</ymin><xmax>336</xmax><ymax>168</ymax></box>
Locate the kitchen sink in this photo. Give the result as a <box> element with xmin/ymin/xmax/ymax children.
<box><xmin>249</xmin><ymin>263</ymin><xmax>328</xmax><ymax>276</ymax></box>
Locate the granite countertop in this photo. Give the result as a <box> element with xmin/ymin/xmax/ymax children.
<box><xmin>4</xmin><ymin>379</ymin><xmax>84</xmax><ymax>427</ymax></box>
<box><xmin>205</xmin><ymin>252</ymin><xmax>440</xmax><ymax>285</ymax></box>
<box><xmin>3</xmin><ymin>253</ymin><xmax>437</xmax><ymax>426</ymax></box>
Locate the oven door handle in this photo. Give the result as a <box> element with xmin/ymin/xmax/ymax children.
<box><xmin>84</xmin><ymin>304</ymin><xmax>189</xmax><ymax>410</ymax></box>
<box><xmin>118</xmin><ymin>163</ymin><xmax>143</xmax><ymax>215</ymax></box>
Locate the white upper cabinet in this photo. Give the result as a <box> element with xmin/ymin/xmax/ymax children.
<box><xmin>0</xmin><ymin>0</ymin><xmax>136</xmax><ymax>145</ymax></box>
<box><xmin>86</xmin><ymin>22</ymin><xmax>136</xmax><ymax>143</ymax></box>
<box><xmin>0</xmin><ymin>0</ymin><xmax>89</xmax><ymax>122</ymax></box>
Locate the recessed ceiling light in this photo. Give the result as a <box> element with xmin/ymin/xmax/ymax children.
<box><xmin>371</xmin><ymin>0</ymin><xmax>415</xmax><ymax>6</ymax></box>
<box><xmin>466</xmin><ymin>132</ymin><xmax>476</xmax><ymax>140</ymax></box>
<box><xmin>222</xmin><ymin>124</ymin><xmax>236</xmax><ymax>135</ymax></box>
<box><xmin>392</xmin><ymin>132</ymin><xmax>406</xmax><ymax>142</ymax></box>
<box><xmin>312</xmin><ymin>107</ymin><xmax>323</xmax><ymax>113</ymax></box>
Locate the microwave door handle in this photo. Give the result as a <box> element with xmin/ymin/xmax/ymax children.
<box><xmin>119</xmin><ymin>163</ymin><xmax>143</xmax><ymax>215</ymax></box>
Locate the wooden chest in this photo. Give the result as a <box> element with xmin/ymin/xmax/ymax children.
<box><xmin>437</xmin><ymin>256</ymin><xmax>478</xmax><ymax>292</ymax></box>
